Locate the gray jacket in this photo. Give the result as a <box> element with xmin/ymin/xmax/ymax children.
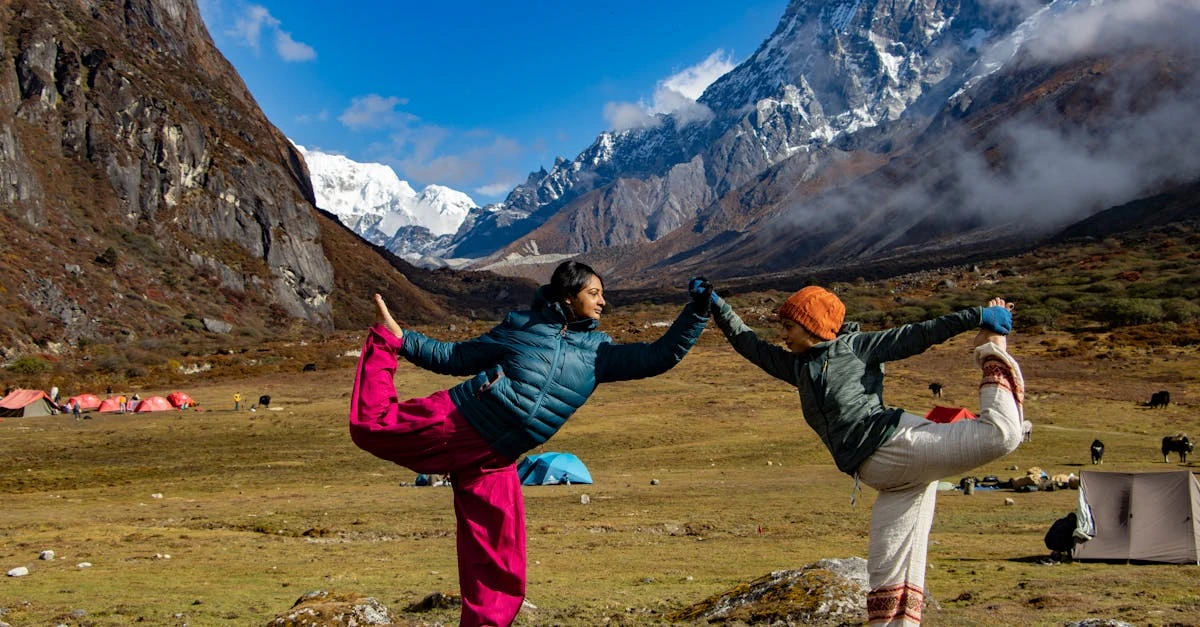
<box><xmin>711</xmin><ymin>298</ymin><xmax>984</xmax><ymax>475</ymax></box>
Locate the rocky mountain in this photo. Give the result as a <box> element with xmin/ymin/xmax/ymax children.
<box><xmin>0</xmin><ymin>0</ymin><xmax>531</xmax><ymax>357</ymax></box>
<box><xmin>299</xmin><ymin>145</ymin><xmax>475</xmax><ymax>263</ymax></box>
<box><xmin>442</xmin><ymin>0</ymin><xmax>1200</xmax><ymax>289</ymax></box>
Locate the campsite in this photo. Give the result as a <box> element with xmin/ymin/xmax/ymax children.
<box><xmin>1</xmin><ymin>309</ymin><xmax>1197</xmax><ymax>626</ymax></box>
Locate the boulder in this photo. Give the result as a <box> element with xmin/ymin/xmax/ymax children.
<box><xmin>268</xmin><ymin>590</ymin><xmax>394</xmax><ymax>626</ymax></box>
<box><xmin>669</xmin><ymin>557</ymin><xmax>872</xmax><ymax>625</ymax></box>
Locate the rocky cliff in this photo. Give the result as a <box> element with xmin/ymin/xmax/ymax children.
<box><xmin>0</xmin><ymin>0</ymin><xmax>530</xmax><ymax>356</ymax></box>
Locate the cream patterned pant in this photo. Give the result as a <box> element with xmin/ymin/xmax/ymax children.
<box><xmin>857</xmin><ymin>343</ymin><xmax>1025</xmax><ymax>626</ymax></box>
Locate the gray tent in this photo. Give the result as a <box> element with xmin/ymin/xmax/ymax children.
<box><xmin>1074</xmin><ymin>470</ymin><xmax>1200</xmax><ymax>564</ymax></box>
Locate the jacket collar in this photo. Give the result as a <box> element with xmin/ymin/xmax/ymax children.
<box><xmin>533</xmin><ymin>285</ymin><xmax>600</xmax><ymax>332</ymax></box>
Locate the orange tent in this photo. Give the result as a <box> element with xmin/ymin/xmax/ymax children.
<box><xmin>97</xmin><ymin>397</ymin><xmax>123</xmax><ymax>412</ymax></box>
<box><xmin>67</xmin><ymin>393</ymin><xmax>102</xmax><ymax>410</ymax></box>
<box><xmin>166</xmin><ymin>391</ymin><xmax>196</xmax><ymax>408</ymax></box>
<box><xmin>925</xmin><ymin>405</ymin><xmax>977</xmax><ymax>423</ymax></box>
<box><xmin>133</xmin><ymin>396</ymin><xmax>175</xmax><ymax>413</ymax></box>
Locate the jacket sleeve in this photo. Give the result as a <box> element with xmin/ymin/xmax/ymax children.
<box><xmin>399</xmin><ymin>320</ymin><xmax>508</xmax><ymax>376</ymax></box>
<box><xmin>594</xmin><ymin>303</ymin><xmax>708</xmax><ymax>383</ymax></box>
<box><xmin>710</xmin><ymin>297</ymin><xmax>797</xmax><ymax>385</ymax></box>
<box><xmin>846</xmin><ymin>306</ymin><xmax>983</xmax><ymax>364</ymax></box>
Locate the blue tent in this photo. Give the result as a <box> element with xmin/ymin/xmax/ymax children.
<box><xmin>517</xmin><ymin>452</ymin><xmax>593</xmax><ymax>485</ymax></box>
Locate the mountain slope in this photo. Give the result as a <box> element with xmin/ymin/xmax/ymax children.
<box><xmin>0</xmin><ymin>0</ymin><xmax>528</xmax><ymax>357</ymax></box>
<box><xmin>445</xmin><ymin>0</ymin><xmax>1200</xmax><ymax>291</ymax></box>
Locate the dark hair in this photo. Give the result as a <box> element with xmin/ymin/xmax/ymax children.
<box><xmin>547</xmin><ymin>260</ymin><xmax>602</xmax><ymax>302</ymax></box>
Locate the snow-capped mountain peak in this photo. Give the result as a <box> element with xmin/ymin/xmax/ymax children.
<box><xmin>295</xmin><ymin>144</ymin><xmax>475</xmax><ymax>242</ymax></box>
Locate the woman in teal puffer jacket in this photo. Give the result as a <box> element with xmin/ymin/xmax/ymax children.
<box><xmin>350</xmin><ymin>260</ymin><xmax>711</xmax><ymax>627</ymax></box>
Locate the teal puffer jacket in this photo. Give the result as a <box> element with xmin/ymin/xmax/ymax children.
<box><xmin>712</xmin><ymin>298</ymin><xmax>983</xmax><ymax>475</ymax></box>
<box><xmin>400</xmin><ymin>293</ymin><xmax>709</xmax><ymax>460</ymax></box>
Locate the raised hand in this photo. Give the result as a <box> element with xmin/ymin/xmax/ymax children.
<box><xmin>688</xmin><ymin>277</ymin><xmax>716</xmax><ymax>315</ymax></box>
<box><xmin>980</xmin><ymin>299</ymin><xmax>1013</xmax><ymax>335</ymax></box>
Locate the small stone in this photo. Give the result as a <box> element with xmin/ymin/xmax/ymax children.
<box><xmin>39</xmin><ymin>550</ymin><xmax>55</xmax><ymax>560</ymax></box>
<box><xmin>151</xmin><ymin>493</ymin><xmax>163</xmax><ymax>499</ymax></box>
<box><xmin>580</xmin><ymin>494</ymin><xmax>590</xmax><ymax>504</ymax></box>
<box><xmin>1004</xmin><ymin>498</ymin><xmax>1015</xmax><ymax>506</ymax></box>
<box><xmin>77</xmin><ymin>562</ymin><xmax>92</xmax><ymax>569</ymax></box>
<box><xmin>650</xmin><ymin>478</ymin><xmax>660</xmax><ymax>485</ymax></box>
<box><xmin>7</xmin><ymin>566</ymin><xmax>30</xmax><ymax>577</ymax></box>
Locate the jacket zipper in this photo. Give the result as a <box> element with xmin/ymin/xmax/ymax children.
<box><xmin>527</xmin><ymin>324</ymin><xmax>568</xmax><ymax>418</ymax></box>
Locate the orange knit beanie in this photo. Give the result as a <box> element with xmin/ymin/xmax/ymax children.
<box><xmin>778</xmin><ymin>286</ymin><xmax>845</xmax><ymax>341</ymax></box>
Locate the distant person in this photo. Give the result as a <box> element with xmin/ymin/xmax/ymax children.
<box><xmin>232</xmin><ymin>392</ymin><xmax>242</xmax><ymax>411</ymax></box>
<box><xmin>702</xmin><ymin>282</ymin><xmax>1024</xmax><ymax>626</ymax></box>
<box><xmin>71</xmin><ymin>400</ymin><xmax>82</xmax><ymax>419</ymax></box>
<box><xmin>118</xmin><ymin>395</ymin><xmax>127</xmax><ymax>413</ymax></box>
<box><xmin>349</xmin><ymin>260</ymin><xmax>710</xmax><ymax>627</ymax></box>
<box><xmin>50</xmin><ymin>386</ymin><xmax>60</xmax><ymax>404</ymax></box>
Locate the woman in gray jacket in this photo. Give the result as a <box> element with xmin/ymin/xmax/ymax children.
<box><xmin>700</xmin><ymin>282</ymin><xmax>1024</xmax><ymax>627</ymax></box>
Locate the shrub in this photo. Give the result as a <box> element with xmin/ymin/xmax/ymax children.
<box><xmin>1082</xmin><ymin>281</ymin><xmax>1121</xmax><ymax>295</ymax></box>
<box><xmin>7</xmin><ymin>356</ymin><xmax>52</xmax><ymax>375</ymax></box>
<box><xmin>1164</xmin><ymin>298</ymin><xmax>1200</xmax><ymax>324</ymax></box>
<box><xmin>1097</xmin><ymin>298</ymin><xmax>1164</xmax><ymax>327</ymax></box>
<box><xmin>1017</xmin><ymin>305</ymin><xmax>1060</xmax><ymax>330</ymax></box>
<box><xmin>96</xmin><ymin>354</ymin><xmax>128</xmax><ymax>374</ymax></box>
<box><xmin>889</xmin><ymin>306</ymin><xmax>931</xmax><ymax>326</ymax></box>
<box><xmin>95</xmin><ymin>246</ymin><xmax>119</xmax><ymax>267</ymax></box>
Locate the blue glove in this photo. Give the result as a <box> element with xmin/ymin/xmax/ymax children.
<box><xmin>980</xmin><ymin>306</ymin><xmax>1012</xmax><ymax>335</ymax></box>
<box><xmin>688</xmin><ymin>277</ymin><xmax>716</xmax><ymax>315</ymax></box>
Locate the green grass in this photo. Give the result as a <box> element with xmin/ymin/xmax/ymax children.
<box><xmin>2</xmin><ymin>323</ymin><xmax>1198</xmax><ymax>626</ymax></box>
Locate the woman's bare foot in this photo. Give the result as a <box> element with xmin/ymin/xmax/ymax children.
<box><xmin>973</xmin><ymin>328</ymin><xmax>1007</xmax><ymax>352</ymax></box>
<box><xmin>975</xmin><ymin>297</ymin><xmax>1013</xmax><ymax>351</ymax></box>
<box><xmin>373</xmin><ymin>294</ymin><xmax>403</xmax><ymax>339</ymax></box>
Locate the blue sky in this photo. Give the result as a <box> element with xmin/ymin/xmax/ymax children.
<box><xmin>197</xmin><ymin>1</ymin><xmax>789</xmax><ymax>204</ymax></box>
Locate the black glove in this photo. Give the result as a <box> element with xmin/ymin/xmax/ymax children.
<box><xmin>688</xmin><ymin>277</ymin><xmax>716</xmax><ymax>315</ymax></box>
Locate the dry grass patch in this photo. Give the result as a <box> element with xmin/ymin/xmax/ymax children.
<box><xmin>1</xmin><ymin>326</ymin><xmax>1198</xmax><ymax>626</ymax></box>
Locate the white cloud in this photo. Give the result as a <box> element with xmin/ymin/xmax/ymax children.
<box><xmin>656</xmin><ymin>50</ymin><xmax>736</xmax><ymax>104</ymax></box>
<box><xmin>275</xmin><ymin>30</ymin><xmax>316</xmax><ymax>61</ymax></box>
<box><xmin>339</xmin><ymin>95</ymin><xmax>413</xmax><ymax>130</ymax></box>
<box><xmin>603</xmin><ymin>101</ymin><xmax>659</xmax><ymax>132</ymax></box>
<box><xmin>475</xmin><ymin>182</ymin><xmax>518</xmax><ymax>198</ymax></box>
<box><xmin>1007</xmin><ymin>0</ymin><xmax>1199</xmax><ymax>64</ymax></box>
<box><xmin>227</xmin><ymin>4</ymin><xmax>315</xmax><ymax>62</ymax></box>
<box><xmin>294</xmin><ymin>110</ymin><xmax>329</xmax><ymax>124</ymax></box>
<box><xmin>393</xmin><ymin>136</ymin><xmax>523</xmax><ymax>189</ymax></box>
<box><xmin>229</xmin><ymin>5</ymin><xmax>274</xmax><ymax>52</ymax></box>
<box><xmin>604</xmin><ymin>49</ymin><xmax>735</xmax><ymax>132</ymax></box>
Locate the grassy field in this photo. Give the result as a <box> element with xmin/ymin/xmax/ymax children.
<box><xmin>2</xmin><ymin>313</ymin><xmax>1198</xmax><ymax>627</ymax></box>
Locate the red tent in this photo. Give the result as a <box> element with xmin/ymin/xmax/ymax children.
<box><xmin>166</xmin><ymin>391</ymin><xmax>196</xmax><ymax>408</ymax></box>
<box><xmin>925</xmin><ymin>405</ymin><xmax>977</xmax><ymax>423</ymax></box>
<box><xmin>133</xmin><ymin>396</ymin><xmax>175</xmax><ymax>413</ymax></box>
<box><xmin>67</xmin><ymin>394</ymin><xmax>102</xmax><ymax>410</ymax></box>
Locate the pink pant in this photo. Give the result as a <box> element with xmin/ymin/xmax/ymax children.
<box><xmin>350</xmin><ymin>325</ymin><xmax>526</xmax><ymax>627</ymax></box>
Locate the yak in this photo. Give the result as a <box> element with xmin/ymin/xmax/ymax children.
<box><xmin>1148</xmin><ymin>390</ymin><xmax>1170</xmax><ymax>409</ymax></box>
<box><xmin>1161</xmin><ymin>435</ymin><xmax>1193</xmax><ymax>463</ymax></box>
<box><xmin>1090</xmin><ymin>439</ymin><xmax>1105</xmax><ymax>465</ymax></box>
